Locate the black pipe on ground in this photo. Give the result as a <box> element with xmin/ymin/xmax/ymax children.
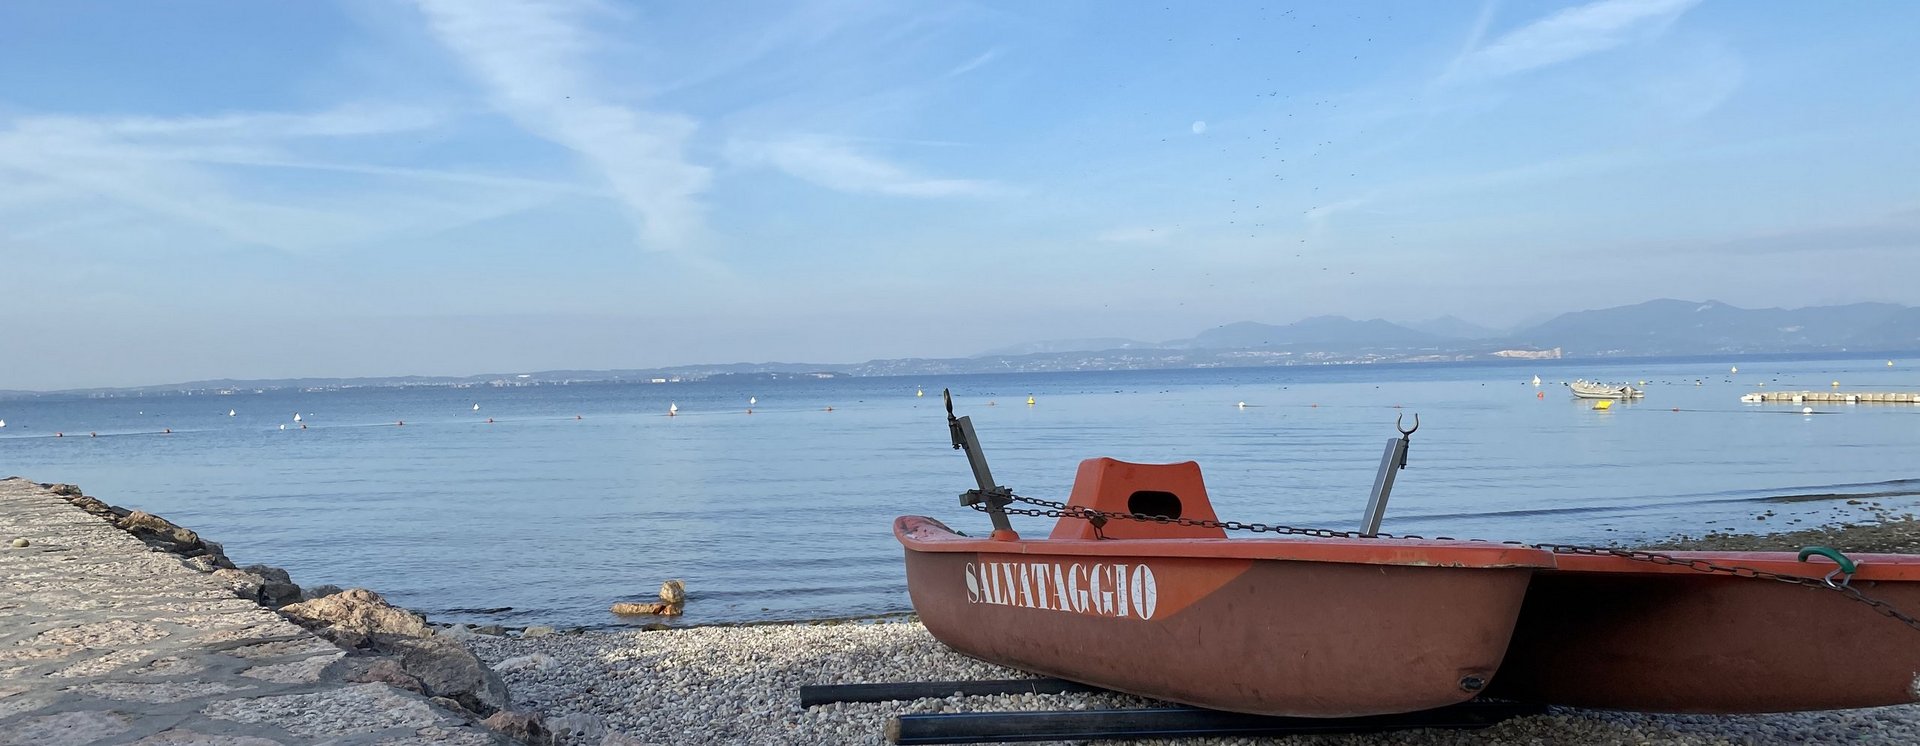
<box><xmin>799</xmin><ymin>678</ymin><xmax>1104</xmax><ymax>708</ymax></box>
<box><xmin>885</xmin><ymin>700</ymin><xmax>1545</xmax><ymax>744</ymax></box>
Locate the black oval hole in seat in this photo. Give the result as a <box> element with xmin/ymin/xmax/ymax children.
<box><xmin>1127</xmin><ymin>490</ymin><xmax>1182</xmax><ymax>520</ymax></box>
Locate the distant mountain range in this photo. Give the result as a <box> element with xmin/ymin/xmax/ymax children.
<box><xmin>981</xmin><ymin>299</ymin><xmax>1920</xmax><ymax>360</ymax></box>
<box><xmin>8</xmin><ymin>299</ymin><xmax>1920</xmax><ymax>397</ymax></box>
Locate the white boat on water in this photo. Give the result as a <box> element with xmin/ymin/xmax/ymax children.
<box><xmin>1568</xmin><ymin>379</ymin><xmax>1644</xmax><ymax>400</ymax></box>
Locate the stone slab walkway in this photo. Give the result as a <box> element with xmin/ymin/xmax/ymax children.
<box><xmin>0</xmin><ymin>477</ymin><xmax>513</xmax><ymax>745</ymax></box>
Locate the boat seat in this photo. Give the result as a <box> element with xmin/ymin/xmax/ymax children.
<box><xmin>1049</xmin><ymin>457</ymin><xmax>1227</xmax><ymax>540</ymax></box>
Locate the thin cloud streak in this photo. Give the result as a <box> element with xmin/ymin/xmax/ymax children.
<box><xmin>945</xmin><ymin>48</ymin><xmax>1002</xmax><ymax>78</ymax></box>
<box><xmin>413</xmin><ymin>0</ymin><xmax>712</xmax><ymax>250</ymax></box>
<box><xmin>1444</xmin><ymin>0</ymin><xmax>1700</xmax><ymax>82</ymax></box>
<box><xmin>0</xmin><ymin>106</ymin><xmax>572</xmax><ymax>254</ymax></box>
<box><xmin>727</xmin><ymin>136</ymin><xmax>1001</xmax><ymax>198</ymax></box>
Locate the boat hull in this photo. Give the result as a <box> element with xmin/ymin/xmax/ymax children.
<box><xmin>1490</xmin><ymin>553</ymin><xmax>1920</xmax><ymax>713</ymax></box>
<box><xmin>898</xmin><ymin>516</ymin><xmax>1544</xmax><ymax>717</ymax></box>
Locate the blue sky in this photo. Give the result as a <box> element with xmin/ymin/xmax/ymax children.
<box><xmin>3</xmin><ymin>0</ymin><xmax>1918</xmax><ymax>388</ymax></box>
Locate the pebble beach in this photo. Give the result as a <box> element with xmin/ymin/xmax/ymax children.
<box><xmin>467</xmin><ymin>616</ymin><xmax>1920</xmax><ymax>746</ymax></box>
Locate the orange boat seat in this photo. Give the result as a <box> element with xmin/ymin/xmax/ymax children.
<box><xmin>1049</xmin><ymin>457</ymin><xmax>1226</xmax><ymax>540</ymax></box>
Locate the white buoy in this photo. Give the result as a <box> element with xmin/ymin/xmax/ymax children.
<box><xmin>228</xmin><ymin>409</ymin><xmax>236</xmax><ymax>417</ymax></box>
<box><xmin>916</xmin><ymin>388</ymin><xmax>923</xmax><ymax>397</ymax></box>
<box><xmin>279</xmin><ymin>424</ymin><xmax>286</xmax><ymax>430</ymax></box>
<box><xmin>1237</xmin><ymin>401</ymin><xmax>1247</xmax><ymax>409</ymax></box>
<box><xmin>0</xmin><ymin>420</ymin><xmax>6</xmax><ymax>428</ymax></box>
<box><xmin>473</xmin><ymin>403</ymin><xmax>480</xmax><ymax>411</ymax></box>
<box><xmin>668</xmin><ymin>402</ymin><xmax>678</xmax><ymax>416</ymax></box>
<box><xmin>1803</xmin><ymin>406</ymin><xmax>1814</xmax><ymax>415</ymax></box>
<box><xmin>1731</xmin><ymin>366</ymin><xmax>1738</xmax><ymax>374</ymax></box>
<box><xmin>1532</xmin><ymin>375</ymin><xmax>1541</xmax><ymax>387</ymax></box>
<box><xmin>749</xmin><ymin>396</ymin><xmax>757</xmax><ymax>406</ymax></box>
<box><xmin>293</xmin><ymin>413</ymin><xmax>302</xmax><ymax>422</ymax></box>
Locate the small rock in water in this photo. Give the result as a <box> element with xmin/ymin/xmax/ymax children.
<box><xmin>9</xmin><ymin>537</ymin><xmax>26</xmax><ymax>548</ymax></box>
<box><xmin>611</xmin><ymin>602</ymin><xmax>682</xmax><ymax>616</ymax></box>
<box><xmin>659</xmin><ymin>579</ymin><xmax>687</xmax><ymax>604</ymax></box>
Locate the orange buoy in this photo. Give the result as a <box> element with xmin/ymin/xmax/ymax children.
<box><xmin>1537</xmin><ymin>391</ymin><xmax>1545</xmax><ymax>399</ymax></box>
<box><xmin>486</xmin><ymin>418</ymin><xmax>494</xmax><ymax>424</ymax></box>
<box><xmin>824</xmin><ymin>406</ymin><xmax>834</xmax><ymax>412</ymax></box>
<box><xmin>575</xmin><ymin>415</ymin><xmax>583</xmax><ymax>420</ymax></box>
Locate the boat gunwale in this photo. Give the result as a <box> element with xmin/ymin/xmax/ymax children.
<box><xmin>1547</xmin><ymin>550</ymin><xmax>1920</xmax><ymax>581</ymax></box>
<box><xmin>895</xmin><ymin>515</ymin><xmax>1554</xmax><ymax>569</ymax></box>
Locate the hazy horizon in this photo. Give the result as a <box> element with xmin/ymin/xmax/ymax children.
<box><xmin>6</xmin><ymin>1</ymin><xmax>1918</xmax><ymax>390</ymax></box>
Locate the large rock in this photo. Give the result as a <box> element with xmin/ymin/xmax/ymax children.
<box><xmin>344</xmin><ymin>658</ymin><xmax>424</xmax><ymax>694</ymax></box>
<box><xmin>278</xmin><ymin>588</ymin><xmax>431</xmax><ymax>638</ymax></box>
<box><xmin>481</xmin><ymin>711</ymin><xmax>548</xmax><ymax>744</ymax></box>
<box><xmin>43</xmin><ymin>483</ymin><xmax>83</xmax><ymax>497</ymax></box>
<box><xmin>302</xmin><ymin>584</ymin><xmax>345</xmax><ymax>601</ymax></box>
<box><xmin>208</xmin><ymin>566</ymin><xmax>302</xmax><ymax>608</ymax></box>
<box><xmin>386</xmin><ymin>636</ymin><xmax>510</xmax><ymax>717</ymax></box>
<box><xmin>658</xmin><ymin>579</ymin><xmax>686</xmax><ymax>605</ymax></box>
<box><xmin>241</xmin><ymin>564</ymin><xmax>303</xmax><ymax>608</ymax></box>
<box><xmin>117</xmin><ymin>511</ymin><xmax>199</xmax><ymax>549</ymax></box>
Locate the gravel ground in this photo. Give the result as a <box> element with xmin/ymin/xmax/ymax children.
<box><xmin>468</xmin><ymin>517</ymin><xmax>1920</xmax><ymax>746</ymax></box>
<box><xmin>469</xmin><ymin>620</ymin><xmax>1920</xmax><ymax>746</ymax></box>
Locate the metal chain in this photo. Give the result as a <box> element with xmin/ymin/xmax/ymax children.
<box><xmin>969</xmin><ymin>493</ymin><xmax>1920</xmax><ymax>632</ymax></box>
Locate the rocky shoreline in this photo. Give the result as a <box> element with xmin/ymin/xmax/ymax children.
<box><xmin>9</xmin><ymin>478</ymin><xmax>1920</xmax><ymax>744</ymax></box>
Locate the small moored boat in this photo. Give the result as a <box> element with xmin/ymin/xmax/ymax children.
<box><xmin>1568</xmin><ymin>379</ymin><xmax>1643</xmax><ymax>399</ymax></box>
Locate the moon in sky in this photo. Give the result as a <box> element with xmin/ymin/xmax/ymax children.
<box><xmin>1190</xmin><ymin>120</ymin><xmax>1207</xmax><ymax>134</ymax></box>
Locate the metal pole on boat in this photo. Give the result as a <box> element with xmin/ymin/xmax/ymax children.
<box><xmin>946</xmin><ymin>389</ymin><xmax>1018</xmax><ymax>541</ymax></box>
<box><xmin>1360</xmin><ymin>414</ymin><xmax>1417</xmax><ymax>537</ymax></box>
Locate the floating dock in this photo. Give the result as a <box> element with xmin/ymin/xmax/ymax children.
<box><xmin>1746</xmin><ymin>391</ymin><xmax>1920</xmax><ymax>404</ymax></box>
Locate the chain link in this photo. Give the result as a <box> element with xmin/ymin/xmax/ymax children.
<box><xmin>969</xmin><ymin>493</ymin><xmax>1920</xmax><ymax>632</ymax></box>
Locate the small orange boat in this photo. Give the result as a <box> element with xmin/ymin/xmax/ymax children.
<box><xmin>901</xmin><ymin>392</ymin><xmax>1920</xmax><ymax>717</ymax></box>
<box><xmin>897</xmin><ymin>458</ymin><xmax>1552</xmax><ymax>718</ymax></box>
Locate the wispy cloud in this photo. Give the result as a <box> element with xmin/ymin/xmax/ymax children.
<box><xmin>945</xmin><ymin>48</ymin><xmax>1002</xmax><ymax>78</ymax></box>
<box><xmin>0</xmin><ymin>105</ymin><xmax>578</xmax><ymax>254</ymax></box>
<box><xmin>413</xmin><ymin>0</ymin><xmax>712</xmax><ymax>250</ymax></box>
<box><xmin>1445</xmin><ymin>0</ymin><xmax>1701</xmax><ymax>82</ymax></box>
<box><xmin>727</xmin><ymin>136</ymin><xmax>999</xmax><ymax>198</ymax></box>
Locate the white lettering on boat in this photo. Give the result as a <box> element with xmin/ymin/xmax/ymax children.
<box><xmin>963</xmin><ymin>561</ymin><xmax>1158</xmax><ymax>620</ymax></box>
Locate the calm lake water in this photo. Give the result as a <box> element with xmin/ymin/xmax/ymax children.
<box><xmin>5</xmin><ymin>356</ymin><xmax>1920</xmax><ymax>628</ymax></box>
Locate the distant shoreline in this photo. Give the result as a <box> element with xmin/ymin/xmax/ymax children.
<box><xmin>6</xmin><ymin>348</ymin><xmax>1919</xmax><ymax>402</ymax></box>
